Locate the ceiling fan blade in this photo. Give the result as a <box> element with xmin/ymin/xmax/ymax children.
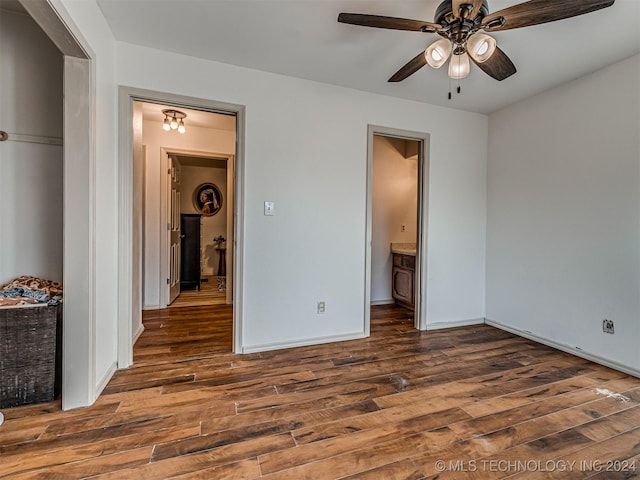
<box><xmin>471</xmin><ymin>47</ymin><xmax>517</xmax><ymax>81</ymax></box>
<box><xmin>338</xmin><ymin>13</ymin><xmax>441</xmax><ymax>32</ymax></box>
<box><xmin>388</xmin><ymin>51</ymin><xmax>428</xmax><ymax>82</ymax></box>
<box><xmin>452</xmin><ymin>0</ymin><xmax>485</xmax><ymax>19</ymax></box>
<box><xmin>483</xmin><ymin>0</ymin><xmax>615</xmax><ymax>31</ymax></box>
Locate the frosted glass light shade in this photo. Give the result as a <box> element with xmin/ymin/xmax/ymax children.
<box><xmin>467</xmin><ymin>33</ymin><xmax>497</xmax><ymax>63</ymax></box>
<box><xmin>448</xmin><ymin>52</ymin><xmax>470</xmax><ymax>79</ymax></box>
<box><xmin>163</xmin><ymin>117</ymin><xmax>171</xmax><ymax>131</ymax></box>
<box><xmin>178</xmin><ymin>119</ymin><xmax>186</xmax><ymax>134</ymax></box>
<box><xmin>170</xmin><ymin>116</ymin><xmax>179</xmax><ymax>129</ymax></box>
<box><xmin>425</xmin><ymin>38</ymin><xmax>452</xmax><ymax>68</ymax></box>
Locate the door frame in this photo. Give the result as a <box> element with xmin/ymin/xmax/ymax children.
<box><xmin>365</xmin><ymin>125</ymin><xmax>430</xmax><ymax>331</ymax></box>
<box><xmin>21</xmin><ymin>0</ymin><xmax>97</xmax><ymax>409</ymax></box>
<box><xmin>118</xmin><ymin>87</ymin><xmax>246</xmax><ymax>368</ymax></box>
<box><xmin>160</xmin><ymin>147</ymin><xmax>236</xmax><ymax>308</ymax></box>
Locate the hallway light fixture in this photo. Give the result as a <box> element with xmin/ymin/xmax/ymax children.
<box><xmin>162</xmin><ymin>109</ymin><xmax>187</xmax><ymax>134</ymax></box>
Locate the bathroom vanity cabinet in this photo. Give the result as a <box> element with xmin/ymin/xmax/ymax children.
<box><xmin>392</xmin><ymin>252</ymin><xmax>415</xmax><ymax>310</ymax></box>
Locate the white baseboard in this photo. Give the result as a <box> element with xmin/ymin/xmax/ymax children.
<box><xmin>370</xmin><ymin>299</ymin><xmax>395</xmax><ymax>306</ymax></box>
<box><xmin>242</xmin><ymin>331</ymin><xmax>366</xmax><ymax>354</ymax></box>
<box><xmin>133</xmin><ymin>323</ymin><xmax>145</xmax><ymax>344</ymax></box>
<box><xmin>426</xmin><ymin>317</ymin><xmax>485</xmax><ymax>331</ymax></box>
<box><xmin>143</xmin><ymin>304</ymin><xmax>161</xmax><ymax>310</ymax></box>
<box><xmin>95</xmin><ymin>361</ymin><xmax>117</xmax><ymax>397</ymax></box>
<box><xmin>485</xmin><ymin>318</ymin><xmax>640</xmax><ymax>378</ymax></box>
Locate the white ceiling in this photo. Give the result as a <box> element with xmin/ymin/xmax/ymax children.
<box><xmin>98</xmin><ymin>0</ymin><xmax>640</xmax><ymax>114</ymax></box>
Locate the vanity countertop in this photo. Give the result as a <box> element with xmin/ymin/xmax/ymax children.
<box><xmin>390</xmin><ymin>242</ymin><xmax>416</xmax><ymax>256</ymax></box>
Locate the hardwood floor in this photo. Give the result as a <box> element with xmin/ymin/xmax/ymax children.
<box><xmin>1</xmin><ymin>305</ymin><xmax>639</xmax><ymax>479</ymax></box>
<box><xmin>133</xmin><ymin>305</ymin><xmax>232</xmax><ymax>366</ymax></box>
<box><xmin>170</xmin><ymin>276</ymin><xmax>227</xmax><ymax>308</ymax></box>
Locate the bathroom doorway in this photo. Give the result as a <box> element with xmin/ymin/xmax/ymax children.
<box><xmin>365</xmin><ymin>126</ymin><xmax>429</xmax><ymax>332</ymax></box>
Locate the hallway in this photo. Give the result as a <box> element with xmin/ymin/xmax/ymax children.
<box><xmin>168</xmin><ymin>276</ymin><xmax>227</xmax><ymax>308</ymax></box>
<box><xmin>134</xmin><ymin>304</ymin><xmax>233</xmax><ymax>366</ymax></box>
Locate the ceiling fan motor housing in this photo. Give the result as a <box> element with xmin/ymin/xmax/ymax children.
<box><xmin>434</xmin><ymin>0</ymin><xmax>489</xmax><ymax>24</ymax></box>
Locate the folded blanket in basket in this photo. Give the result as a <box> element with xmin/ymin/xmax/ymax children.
<box><xmin>0</xmin><ymin>287</ymin><xmax>62</xmax><ymax>305</ymax></box>
<box><xmin>0</xmin><ymin>275</ymin><xmax>63</xmax><ymax>307</ymax></box>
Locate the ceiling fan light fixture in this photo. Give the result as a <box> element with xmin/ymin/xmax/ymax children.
<box><xmin>425</xmin><ymin>38</ymin><xmax>451</xmax><ymax>68</ymax></box>
<box><xmin>338</xmin><ymin>0</ymin><xmax>615</xmax><ymax>86</ymax></box>
<box><xmin>467</xmin><ymin>33</ymin><xmax>497</xmax><ymax>63</ymax></box>
<box><xmin>448</xmin><ymin>51</ymin><xmax>470</xmax><ymax>79</ymax></box>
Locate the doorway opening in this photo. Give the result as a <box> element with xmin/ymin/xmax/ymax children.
<box><xmin>135</xmin><ymin>102</ymin><xmax>237</xmax><ymax>357</ymax></box>
<box><xmin>135</xmin><ymin>102</ymin><xmax>236</xmax><ymax>314</ymax></box>
<box><xmin>119</xmin><ymin>88</ymin><xmax>246</xmax><ymax>369</ymax></box>
<box><xmin>163</xmin><ymin>150</ymin><xmax>235</xmax><ymax>309</ymax></box>
<box><xmin>366</xmin><ymin>126</ymin><xmax>429</xmax><ymax>332</ymax></box>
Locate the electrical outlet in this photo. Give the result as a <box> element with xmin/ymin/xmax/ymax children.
<box><xmin>602</xmin><ymin>319</ymin><xmax>614</xmax><ymax>334</ymax></box>
<box><xmin>317</xmin><ymin>301</ymin><xmax>326</xmax><ymax>314</ymax></box>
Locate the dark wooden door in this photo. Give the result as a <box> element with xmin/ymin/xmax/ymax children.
<box><xmin>180</xmin><ymin>214</ymin><xmax>201</xmax><ymax>290</ymax></box>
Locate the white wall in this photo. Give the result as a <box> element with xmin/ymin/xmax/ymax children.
<box><xmin>0</xmin><ymin>8</ymin><xmax>63</xmax><ymax>284</ymax></box>
<box><xmin>371</xmin><ymin>136</ymin><xmax>418</xmax><ymax>303</ymax></box>
<box><xmin>487</xmin><ymin>54</ymin><xmax>640</xmax><ymax>374</ymax></box>
<box><xmin>118</xmin><ymin>42</ymin><xmax>488</xmax><ymax>350</ymax></box>
<box><xmin>180</xmin><ymin>164</ymin><xmax>227</xmax><ymax>276</ymax></box>
<box><xmin>141</xmin><ymin>118</ymin><xmax>235</xmax><ymax>308</ymax></box>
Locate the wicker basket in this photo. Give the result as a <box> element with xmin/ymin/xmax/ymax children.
<box><xmin>0</xmin><ymin>303</ymin><xmax>62</xmax><ymax>408</ymax></box>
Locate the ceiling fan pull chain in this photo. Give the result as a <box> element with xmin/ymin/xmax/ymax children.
<box><xmin>448</xmin><ymin>77</ymin><xmax>452</xmax><ymax>99</ymax></box>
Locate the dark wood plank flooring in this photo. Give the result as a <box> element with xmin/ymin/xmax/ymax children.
<box><xmin>1</xmin><ymin>305</ymin><xmax>639</xmax><ymax>479</ymax></box>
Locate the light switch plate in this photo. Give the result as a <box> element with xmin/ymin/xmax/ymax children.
<box><xmin>264</xmin><ymin>201</ymin><xmax>275</xmax><ymax>216</ymax></box>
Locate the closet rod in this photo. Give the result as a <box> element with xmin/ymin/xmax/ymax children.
<box><xmin>0</xmin><ymin>131</ymin><xmax>62</xmax><ymax>146</ymax></box>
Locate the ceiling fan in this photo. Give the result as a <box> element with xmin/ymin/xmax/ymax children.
<box><xmin>338</xmin><ymin>0</ymin><xmax>615</xmax><ymax>91</ymax></box>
